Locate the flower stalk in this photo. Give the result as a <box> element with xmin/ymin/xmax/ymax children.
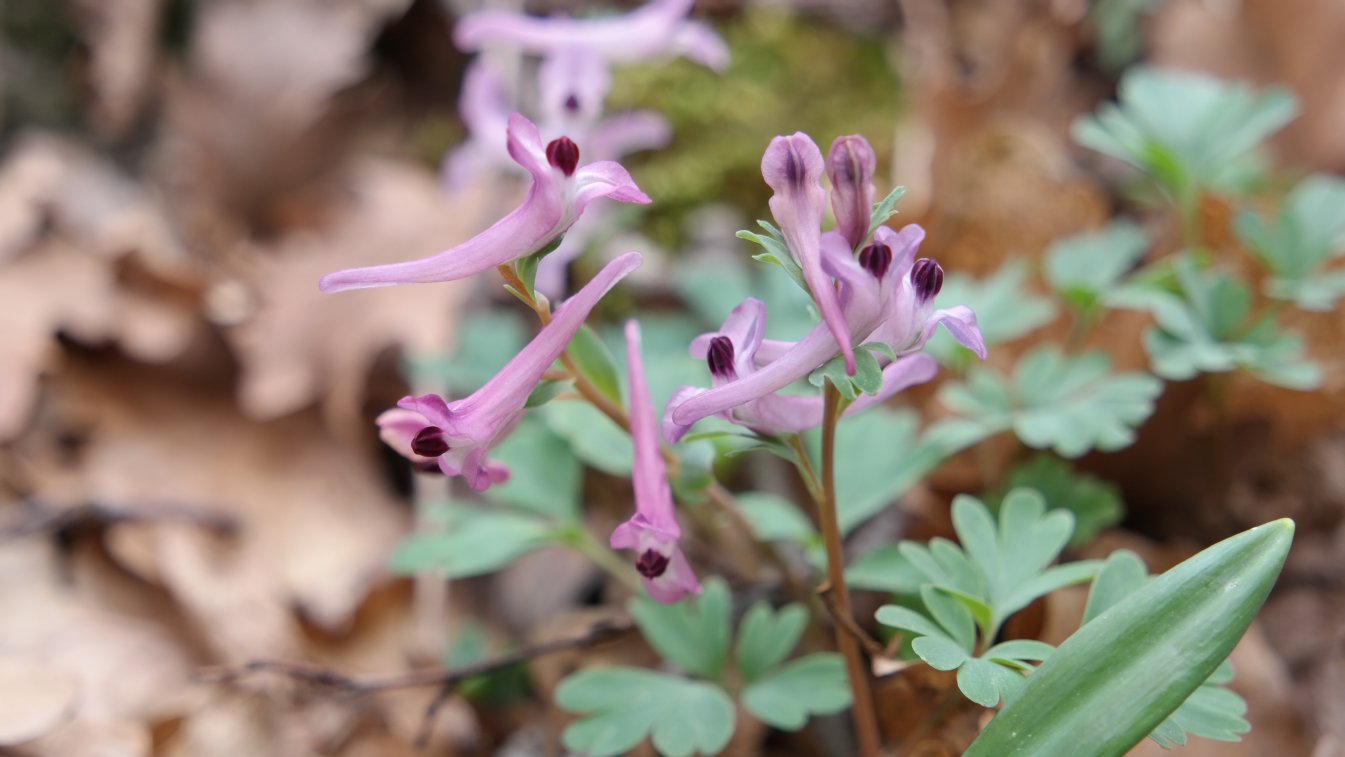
<box><xmin>818</xmin><ymin>381</ymin><xmax>882</xmax><ymax>757</ymax></box>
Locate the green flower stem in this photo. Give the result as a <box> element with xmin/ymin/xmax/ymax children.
<box><xmin>819</xmin><ymin>383</ymin><xmax>882</xmax><ymax>757</ymax></box>
<box><xmin>786</xmin><ymin>435</ymin><xmax>824</xmax><ymax>504</ymax></box>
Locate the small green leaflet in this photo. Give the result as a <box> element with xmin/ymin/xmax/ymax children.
<box><xmin>567</xmin><ymin>324</ymin><xmax>624</xmax><ymax>407</ymax></box>
<box><xmin>875</xmin><ymin>491</ymin><xmax>1100</xmax><ymax>707</ymax></box>
<box><xmin>483</xmin><ymin>416</ymin><xmax>581</xmax><ymax>521</ymax></box>
<box><xmin>924</xmin><ymin>261</ymin><xmax>1058</xmax><ymax>367</ymax></box>
<box><xmin>388</xmin><ymin>504</ymin><xmax>556</xmax><ymax>578</ymax></box>
<box><xmin>808</xmin><ymin>342</ymin><xmax>894</xmax><ymax>400</ymax></box>
<box><xmin>408</xmin><ymin>310</ymin><xmax>527</xmax><ymax>392</ymax></box>
<box><xmin>736</xmin><ymin>492</ymin><xmax>825</xmax><ymax>567</ymax></box>
<box><xmin>1235</xmin><ymin>173</ymin><xmax>1345</xmax><ymax>310</ymax></box>
<box><xmin>1072</xmin><ymin>66</ymin><xmax>1299</xmax><ymax>199</ymax></box>
<box><xmin>984</xmin><ymin>455</ymin><xmax>1124</xmax><ymax>548</ymax></box>
<box><xmin>1114</xmin><ymin>257</ymin><xmax>1321</xmax><ymax>389</ymax></box>
<box><xmin>937</xmin><ymin>346</ymin><xmax>1162</xmax><ymax>457</ymax></box>
<box><xmin>737</xmin><ymin>220</ymin><xmax>808</xmax><ymax>292</ymax></box>
<box><xmin>1083</xmin><ymin>550</ymin><xmax>1251</xmax><ymax>748</ymax></box>
<box><xmin>1044</xmin><ymin>220</ymin><xmax>1150</xmax><ymax>313</ymax></box>
<box><xmin>742</xmin><ymin>654</ymin><xmax>852</xmax><ymax>729</ymax></box>
<box><xmin>557</xmin><ymin>668</ymin><xmax>735</xmax><ymax>757</ymax></box>
<box><xmin>1087</xmin><ymin>0</ymin><xmax>1160</xmax><ymax>71</ymax></box>
<box><xmin>544</xmin><ymin>401</ymin><xmax>632</xmax><ymax>475</ymax></box>
<box><xmin>629</xmin><ymin>578</ymin><xmax>733</xmax><ymax>680</ymax></box>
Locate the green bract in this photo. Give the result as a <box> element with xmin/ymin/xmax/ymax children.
<box><xmin>1073</xmin><ymin>66</ymin><xmax>1298</xmax><ymax>200</ymax></box>
<box><xmin>557</xmin><ymin>668</ymin><xmax>736</xmax><ymax>757</ymax></box>
<box><xmin>1236</xmin><ymin>173</ymin><xmax>1345</xmax><ymax>310</ymax></box>
<box><xmin>965</xmin><ymin>519</ymin><xmax>1293</xmax><ymax>757</ymax></box>
<box><xmin>936</xmin><ymin>346</ymin><xmax>1162</xmax><ymax>457</ymax></box>
<box><xmin>924</xmin><ymin>261</ymin><xmax>1057</xmax><ymax>367</ymax></box>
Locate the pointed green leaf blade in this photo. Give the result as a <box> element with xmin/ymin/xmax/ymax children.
<box><xmin>966</xmin><ymin>519</ymin><xmax>1294</xmax><ymax>757</ymax></box>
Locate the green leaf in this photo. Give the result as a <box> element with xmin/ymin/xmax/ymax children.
<box><xmin>738</xmin><ymin>227</ymin><xmax>809</xmax><ymax>293</ymax></box>
<box><xmin>483</xmin><ymin>416</ymin><xmax>581</xmax><ymax>521</ymax></box>
<box><xmin>925</xmin><ymin>261</ymin><xmax>1058</xmax><ymax>366</ymax></box>
<box><xmin>741</xmin><ymin>654</ymin><xmax>853</xmax><ymax>730</ymax></box>
<box><xmin>567</xmin><ymin>324</ymin><xmax>624</xmax><ymax>407</ymax></box>
<box><xmin>965</xmin><ymin>519</ymin><xmax>1293</xmax><ymax>757</ymax></box>
<box><xmin>986</xmin><ymin>455</ymin><xmax>1125</xmax><ymax>548</ymax></box>
<box><xmin>544</xmin><ymin>401</ymin><xmax>632</xmax><ymax>475</ymax></box>
<box><xmin>1118</xmin><ymin>259</ymin><xmax>1322</xmax><ymax>388</ymax></box>
<box><xmin>812</xmin><ymin>408</ymin><xmax>949</xmax><ymax>534</ymax></box>
<box><xmin>388</xmin><ymin>507</ymin><xmax>554</xmax><ymax>578</ymax></box>
<box><xmin>629</xmin><ymin>577</ymin><xmax>732</xmax><ymax>680</ymax></box>
<box><xmin>957</xmin><ymin>657</ymin><xmax>1029</xmax><ymax>708</ymax></box>
<box><xmin>1088</xmin><ymin>0</ymin><xmax>1160</xmax><ymax>71</ymax></box>
<box><xmin>867</xmin><ymin>186</ymin><xmax>907</xmax><ymax>238</ymax></box>
<box><xmin>1236</xmin><ymin>174</ymin><xmax>1345</xmax><ymax>292</ymax></box>
<box><xmin>736</xmin><ymin>492</ymin><xmax>818</xmax><ymax>544</ymax></box>
<box><xmin>1081</xmin><ymin>549</ymin><xmax>1149</xmax><ymax>623</ymax></box>
<box><xmin>921</xmin><ymin>584</ymin><xmax>977</xmax><ymax>652</ymax></box>
<box><xmin>524</xmin><ymin>378</ymin><xmax>571</xmax><ymax>409</ymax></box>
<box><xmin>735</xmin><ymin>602</ymin><xmax>808</xmax><ymax>683</ymax></box>
<box><xmin>1072</xmin><ymin>66</ymin><xmax>1299</xmax><ymax>199</ymax></box>
<box><xmin>557</xmin><ymin>667</ymin><xmax>735</xmax><ymax>757</ymax></box>
<box><xmin>912</xmin><ymin>635</ymin><xmax>970</xmax><ymax>671</ymax></box>
<box><xmin>1044</xmin><ymin>220</ymin><xmax>1150</xmax><ymax>313</ymax></box>
<box><xmin>940</xmin><ymin>346</ymin><xmax>1162</xmax><ymax>457</ymax></box>
<box><xmin>847</xmin><ymin>545</ymin><xmax>925</xmax><ymax>593</ymax></box>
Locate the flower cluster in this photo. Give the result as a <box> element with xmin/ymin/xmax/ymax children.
<box><xmin>322</xmin><ymin>3</ymin><xmax>984</xmax><ymax>608</ymax></box>
<box><xmin>665</xmin><ymin>133</ymin><xmax>986</xmax><ymax>439</ymax></box>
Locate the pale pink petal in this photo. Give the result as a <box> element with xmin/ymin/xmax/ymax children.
<box><xmin>625</xmin><ymin>320</ymin><xmax>677</xmax><ymax>528</ymax></box>
<box><xmin>376</xmin><ymin>407</ymin><xmax>430</xmax><ymax>459</ymax></box>
<box><xmin>644</xmin><ymin>545</ymin><xmax>702</xmax><ymax>602</ymax></box>
<box><xmin>922</xmin><ymin>306</ymin><xmax>987</xmax><ymax>359</ymax></box>
<box><xmin>572</xmin><ymin>160</ymin><xmax>652</xmax><ymax>211</ymax></box>
<box><xmin>661</xmin><ymin>385</ymin><xmax>705</xmax><ymax>444</ymax></box>
<box><xmin>763</xmin><ymin>133</ymin><xmax>855</xmax><ymax>374</ymax></box>
<box><xmin>587</xmin><ymin>110</ymin><xmax>673</xmax><ymax>162</ymax></box>
<box><xmin>504</xmin><ymin>111</ymin><xmax>552</xmax><ymax>185</ymax></box>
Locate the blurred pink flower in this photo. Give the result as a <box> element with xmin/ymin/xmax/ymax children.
<box><xmin>376</xmin><ymin>252</ymin><xmax>642</xmax><ymax>490</ymax></box>
<box><xmin>667</xmin><ymin>225</ymin><xmax>985</xmax><ymax>432</ymax></box>
<box><xmin>662</xmin><ymin>297</ymin><xmax>939</xmax><ymax>441</ymax></box>
<box><xmin>611</xmin><ymin>320</ymin><xmax>701</xmax><ymax>603</ymax></box>
<box><xmin>320</xmin><ymin>113</ymin><xmax>648</xmax><ymax>291</ymax></box>
<box><xmin>454</xmin><ymin>0</ymin><xmax>729</xmax><ymax>71</ymax></box>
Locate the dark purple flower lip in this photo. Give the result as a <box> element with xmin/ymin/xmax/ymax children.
<box><xmin>546</xmin><ymin>136</ymin><xmax>580</xmax><ymax>176</ymax></box>
<box><xmin>912</xmin><ymin>258</ymin><xmax>944</xmax><ymax>302</ymax></box>
<box><xmin>859</xmin><ymin>243</ymin><xmax>893</xmax><ymax>279</ymax></box>
<box><xmin>563</xmin><ymin>94</ymin><xmax>580</xmax><ymax>112</ymax></box>
<box><xmin>411</xmin><ymin>426</ymin><xmax>450</xmax><ymax>457</ymax></box>
<box><xmin>636</xmin><ymin>549</ymin><xmax>670</xmax><ymax>578</ymax></box>
<box><xmin>706</xmin><ymin>336</ymin><xmax>737</xmax><ymax>379</ymax></box>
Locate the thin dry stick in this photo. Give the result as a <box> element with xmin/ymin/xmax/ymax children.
<box><xmin>819</xmin><ymin>383</ymin><xmax>883</xmax><ymax>757</ymax></box>
<box><xmin>1</xmin><ymin>499</ymin><xmax>238</xmax><ymax>541</ymax></box>
<box><xmin>198</xmin><ymin>617</ymin><xmax>635</xmax><ymax>695</ymax></box>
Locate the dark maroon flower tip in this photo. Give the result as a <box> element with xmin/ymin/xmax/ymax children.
<box><xmin>706</xmin><ymin>336</ymin><xmax>737</xmax><ymax>379</ymax></box>
<box><xmin>859</xmin><ymin>243</ymin><xmax>893</xmax><ymax>279</ymax></box>
<box><xmin>545</xmin><ymin>137</ymin><xmax>580</xmax><ymax>177</ymax></box>
<box><xmin>564</xmin><ymin>94</ymin><xmax>581</xmax><ymax>113</ymax></box>
<box><xmin>912</xmin><ymin>258</ymin><xmax>944</xmax><ymax>302</ymax></box>
<box><xmin>411</xmin><ymin>426</ymin><xmax>450</xmax><ymax>457</ymax></box>
<box><xmin>636</xmin><ymin>549</ymin><xmax>670</xmax><ymax>578</ymax></box>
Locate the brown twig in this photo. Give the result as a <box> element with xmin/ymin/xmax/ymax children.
<box><xmin>818</xmin><ymin>581</ymin><xmax>886</xmax><ymax>658</ymax></box>
<box><xmin>199</xmin><ymin>616</ymin><xmax>636</xmax><ymax>747</ymax></box>
<box><xmin>0</xmin><ymin>499</ymin><xmax>239</xmax><ymax>542</ymax></box>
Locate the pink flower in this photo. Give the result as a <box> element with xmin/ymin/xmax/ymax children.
<box><xmin>762</xmin><ymin>133</ymin><xmax>856</xmax><ymax>374</ymax></box>
<box><xmin>320</xmin><ymin>113</ymin><xmax>649</xmax><ymax>291</ymax></box>
<box><xmin>667</xmin><ymin>226</ymin><xmax>985</xmax><ymax>432</ymax></box>
<box><xmin>826</xmin><ymin>135</ymin><xmax>877</xmax><ymax>251</ymax></box>
<box><xmin>454</xmin><ymin>0</ymin><xmax>729</xmax><ymax>72</ymax></box>
<box><xmin>611</xmin><ymin>320</ymin><xmax>702</xmax><ymax>603</ymax></box>
<box><xmin>662</xmin><ymin>297</ymin><xmax>939</xmax><ymax>442</ymax></box>
<box><xmin>375</xmin><ymin>253</ymin><xmax>642</xmax><ymax>490</ymax></box>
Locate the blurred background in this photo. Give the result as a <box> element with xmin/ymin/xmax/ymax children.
<box><xmin>1</xmin><ymin>0</ymin><xmax>1343</xmax><ymax>754</ymax></box>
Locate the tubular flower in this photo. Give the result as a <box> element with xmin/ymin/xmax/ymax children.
<box><xmin>375</xmin><ymin>253</ymin><xmax>643</xmax><ymax>490</ymax></box>
<box><xmin>667</xmin><ymin>225</ymin><xmax>986</xmax><ymax>431</ymax></box>
<box><xmin>320</xmin><ymin>113</ymin><xmax>649</xmax><ymax>291</ymax></box>
<box><xmin>762</xmin><ymin>133</ymin><xmax>856</xmax><ymax>374</ymax></box>
<box><xmin>454</xmin><ymin>0</ymin><xmax>729</xmax><ymax>72</ymax></box>
<box><xmin>611</xmin><ymin>320</ymin><xmax>702</xmax><ymax>603</ymax></box>
<box><xmin>826</xmin><ymin>135</ymin><xmax>877</xmax><ymax>251</ymax></box>
<box><xmin>661</xmin><ymin>298</ymin><xmax>939</xmax><ymax>442</ymax></box>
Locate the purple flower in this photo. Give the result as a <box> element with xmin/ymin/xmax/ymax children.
<box><xmin>454</xmin><ymin>0</ymin><xmax>729</xmax><ymax>72</ymax></box>
<box><xmin>611</xmin><ymin>320</ymin><xmax>702</xmax><ymax>603</ymax></box>
<box><xmin>667</xmin><ymin>225</ymin><xmax>985</xmax><ymax>431</ymax></box>
<box><xmin>375</xmin><ymin>252</ymin><xmax>643</xmax><ymax>490</ymax></box>
<box><xmin>826</xmin><ymin>135</ymin><xmax>877</xmax><ymax>251</ymax></box>
<box><xmin>320</xmin><ymin>113</ymin><xmax>649</xmax><ymax>291</ymax></box>
<box><xmin>762</xmin><ymin>133</ymin><xmax>857</xmax><ymax>375</ymax></box>
<box><xmin>662</xmin><ymin>297</ymin><xmax>939</xmax><ymax>441</ymax></box>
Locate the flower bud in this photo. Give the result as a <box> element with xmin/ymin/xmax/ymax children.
<box><xmin>826</xmin><ymin>135</ymin><xmax>877</xmax><ymax>250</ymax></box>
<box><xmin>859</xmin><ymin>242</ymin><xmax>893</xmax><ymax>279</ymax></box>
<box><xmin>911</xmin><ymin>258</ymin><xmax>944</xmax><ymax>302</ymax></box>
